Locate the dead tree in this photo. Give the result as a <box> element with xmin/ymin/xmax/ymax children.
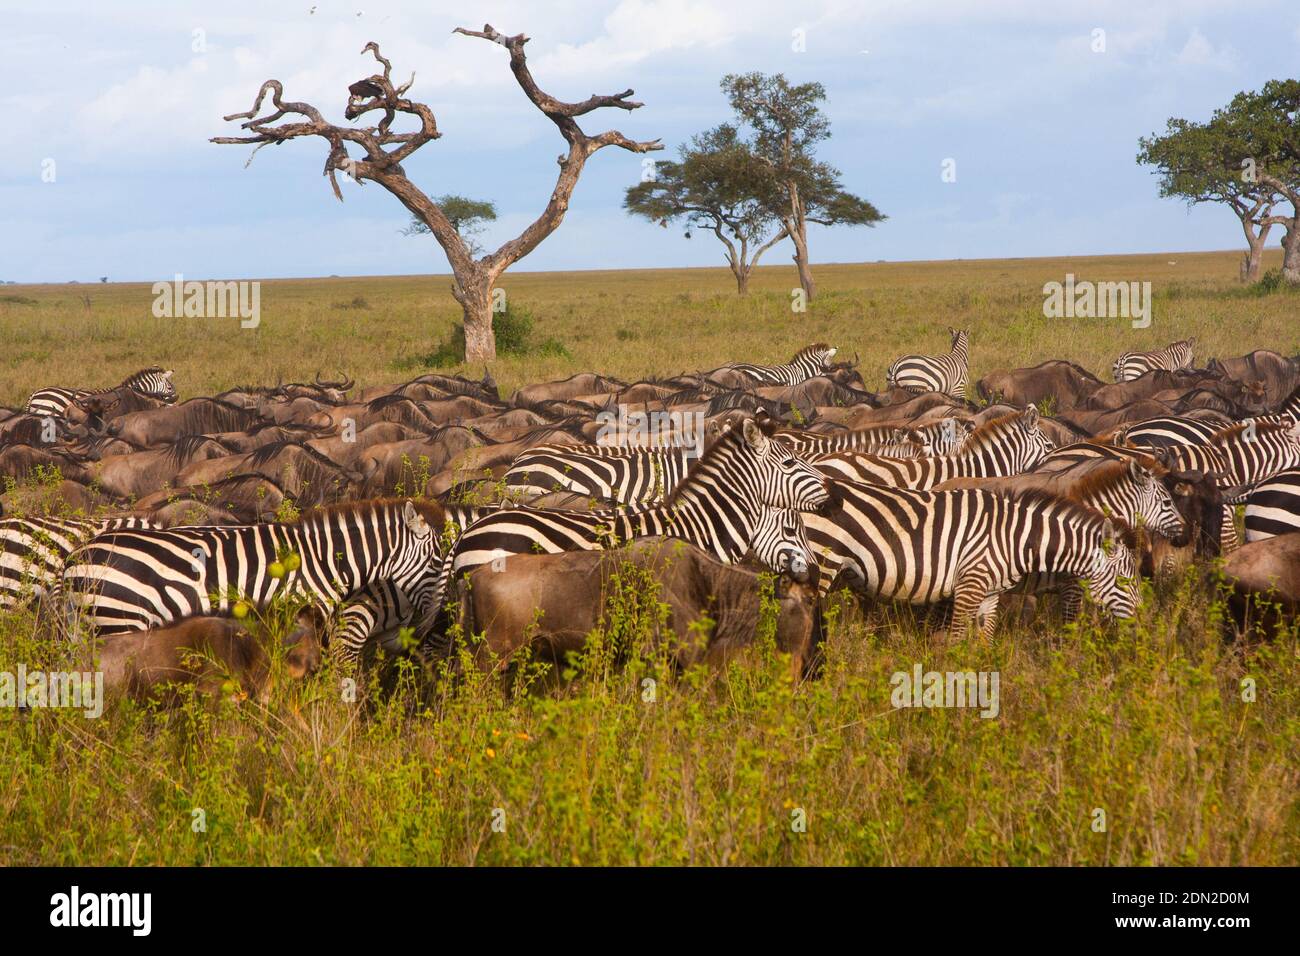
<box><xmin>212</xmin><ymin>27</ymin><xmax>661</xmax><ymax>362</ymax></box>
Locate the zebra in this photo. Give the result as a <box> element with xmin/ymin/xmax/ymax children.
<box><xmin>1159</xmin><ymin>419</ymin><xmax>1300</xmax><ymax>552</ymax></box>
<box><xmin>804</xmin><ymin>480</ymin><xmax>1139</xmax><ymax>639</ymax></box>
<box><xmin>1</xmin><ymin>515</ymin><xmax>157</xmax><ymax>610</ymax></box>
<box><xmin>779</xmin><ymin>418</ymin><xmax>973</xmax><ymax>458</ymax></box>
<box><xmin>60</xmin><ymin>499</ymin><xmax>446</xmax><ymax>640</ymax></box>
<box><xmin>503</xmin><ymin>442</ymin><xmax>699</xmax><ymax>505</ymax></box>
<box><xmin>719</xmin><ymin>343</ymin><xmax>839</xmax><ymax>386</ymax></box>
<box><xmin>319</xmin><ymin>502</ymin><xmax>512</xmax><ymax>662</ymax></box>
<box><xmin>448</xmin><ymin>418</ymin><xmax>829</xmax><ymax>581</ymax></box>
<box><xmin>1111</xmin><ymin>416</ymin><xmax>1226</xmax><ymax>451</ymax></box>
<box><xmin>1244</xmin><ymin>469</ymin><xmax>1300</xmax><ymax>542</ymax></box>
<box><xmin>1111</xmin><ymin>339</ymin><xmax>1195</xmax><ymax>383</ymax></box>
<box><xmin>811</xmin><ymin>408</ymin><xmax>1052</xmax><ymax>490</ymax></box>
<box><xmin>1041</xmin><ymin>458</ymin><xmax>1185</xmax><ymax>544</ymax></box>
<box><xmin>25</xmin><ymin>366</ymin><xmax>177</xmax><ymax>419</ymax></box>
<box><xmin>885</xmin><ymin>328</ymin><xmax>969</xmax><ymax>398</ymax></box>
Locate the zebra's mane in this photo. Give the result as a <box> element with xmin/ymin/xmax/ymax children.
<box><xmin>663</xmin><ymin>417</ymin><xmax>780</xmax><ymax>508</ymax></box>
<box><xmin>293</xmin><ymin>496</ymin><xmax>445</xmax><ymax>529</ymax></box>
<box><xmin>959</xmin><ymin>411</ymin><xmax>1030</xmax><ymax>454</ymax></box>
<box><xmin>792</xmin><ymin>342</ymin><xmax>832</xmax><ymax>361</ymax></box>
<box><xmin>1209</xmin><ymin>419</ymin><xmax>1294</xmax><ymax>447</ymax></box>
<box><xmin>119</xmin><ymin>365</ymin><xmax>167</xmax><ymax>386</ymax></box>
<box><xmin>1067</xmin><ymin>460</ymin><xmax>1147</xmax><ymax>500</ymax></box>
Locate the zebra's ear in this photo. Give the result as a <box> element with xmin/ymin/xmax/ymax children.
<box><xmin>1127</xmin><ymin>458</ymin><xmax>1145</xmax><ymax>483</ymax></box>
<box><xmin>742</xmin><ymin>417</ymin><xmax>768</xmax><ymax>451</ymax></box>
<box><xmin>163</xmin><ymin>369</ymin><xmax>175</xmax><ymax>379</ymax></box>
<box><xmin>402</xmin><ymin>500</ymin><xmax>430</xmax><ymax>536</ymax></box>
<box><xmin>1022</xmin><ymin>405</ymin><xmax>1039</xmax><ymax>428</ymax></box>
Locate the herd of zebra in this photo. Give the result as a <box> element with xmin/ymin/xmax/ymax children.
<box><xmin>3</xmin><ymin>331</ymin><xmax>1300</xmax><ymax>690</ymax></box>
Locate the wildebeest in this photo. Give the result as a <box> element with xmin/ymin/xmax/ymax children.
<box><xmin>455</xmin><ymin>538</ymin><xmax>824</xmax><ymax>679</ymax></box>
<box><xmin>106</xmin><ymin>398</ymin><xmax>262</xmax><ymax>447</ymax></box>
<box><xmin>89</xmin><ymin>434</ymin><xmax>236</xmax><ymax>499</ymax></box>
<box><xmin>1220</xmin><ymin>534</ymin><xmax>1300</xmax><ymax>640</ymax></box>
<box><xmin>976</xmin><ymin>360</ymin><xmax>1104</xmax><ymax>411</ymax></box>
<box><xmin>96</xmin><ymin>607</ymin><xmax>323</xmax><ymax>706</ymax></box>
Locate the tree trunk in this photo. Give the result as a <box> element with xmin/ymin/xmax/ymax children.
<box><xmin>1282</xmin><ymin>223</ymin><xmax>1300</xmax><ymax>285</ymax></box>
<box><xmin>452</xmin><ymin>274</ymin><xmax>496</xmax><ymax>363</ymax></box>
<box><xmin>1239</xmin><ymin>215</ymin><xmax>1270</xmax><ymax>282</ymax></box>
<box><xmin>1242</xmin><ymin>237</ymin><xmax>1266</xmax><ymax>281</ymax></box>
<box><xmin>734</xmin><ymin>265</ymin><xmax>750</xmax><ymax>295</ymax></box>
<box><xmin>790</xmin><ymin>227</ymin><xmax>816</xmax><ymax>301</ymax></box>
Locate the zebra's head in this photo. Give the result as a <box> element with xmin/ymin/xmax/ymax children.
<box><xmin>741</xmin><ymin>417</ymin><xmax>832</xmax><ymax>513</ymax></box>
<box><xmin>929</xmin><ymin>417</ymin><xmax>973</xmax><ymax>455</ymax></box>
<box><xmin>1127</xmin><ymin>459</ymin><xmax>1186</xmax><ymax>543</ymax></box>
<box><xmin>368</xmin><ymin>499</ymin><xmax>447</xmax><ymax>625</ymax></box>
<box><xmin>1086</xmin><ymin>530</ymin><xmax>1140</xmax><ymax>620</ymax></box>
<box><xmin>947</xmin><ymin>328</ymin><xmax>969</xmax><ymax>354</ymax></box>
<box><xmin>749</xmin><ymin>507</ymin><xmax>816</xmax><ymax>583</ymax></box>
<box><xmin>129</xmin><ymin>366</ymin><xmax>177</xmax><ymax>404</ymax></box>
<box><xmin>1015</xmin><ymin>406</ymin><xmax>1054</xmax><ymax>465</ymax></box>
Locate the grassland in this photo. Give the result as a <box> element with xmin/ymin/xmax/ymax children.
<box><xmin>1</xmin><ymin>249</ymin><xmax>1298</xmax><ymax>865</ymax></box>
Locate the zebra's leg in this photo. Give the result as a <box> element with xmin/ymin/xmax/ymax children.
<box><xmin>330</xmin><ymin>599</ymin><xmax>379</xmax><ymax>668</ymax></box>
<box><xmin>976</xmin><ymin>592</ymin><xmax>1000</xmax><ymax>639</ymax></box>
<box><xmin>1220</xmin><ymin>504</ymin><xmax>1239</xmax><ymax>555</ymax></box>
<box><xmin>1061</xmin><ymin>581</ymin><xmax>1084</xmax><ymax>622</ymax></box>
<box><xmin>949</xmin><ymin>570</ymin><xmax>996</xmax><ymax>642</ymax></box>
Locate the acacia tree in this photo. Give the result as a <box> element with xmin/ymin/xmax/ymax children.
<box><xmin>624</xmin><ymin>125</ymin><xmax>787</xmax><ymax>294</ymax></box>
<box><xmin>1139</xmin><ymin>80</ymin><xmax>1300</xmax><ymax>284</ymax></box>
<box><xmin>1222</xmin><ymin>80</ymin><xmax>1300</xmax><ymax>284</ymax></box>
<box><xmin>212</xmin><ymin>27</ymin><xmax>661</xmax><ymax>362</ymax></box>
<box><xmin>721</xmin><ymin>72</ymin><xmax>883</xmax><ymax>301</ymax></box>
<box><xmin>1138</xmin><ymin>118</ymin><xmax>1280</xmax><ymax>281</ymax></box>
<box><xmin>403</xmin><ymin>196</ymin><xmax>497</xmax><ymax>257</ymax></box>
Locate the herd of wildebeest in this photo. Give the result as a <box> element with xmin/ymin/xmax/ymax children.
<box><xmin>3</xmin><ymin>331</ymin><xmax>1300</xmax><ymax>703</ymax></box>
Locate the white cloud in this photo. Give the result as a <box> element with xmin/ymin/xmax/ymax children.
<box><xmin>1175</xmin><ymin>28</ymin><xmax>1237</xmax><ymax>70</ymax></box>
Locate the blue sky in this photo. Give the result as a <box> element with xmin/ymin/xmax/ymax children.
<box><xmin>3</xmin><ymin>0</ymin><xmax>1298</xmax><ymax>283</ymax></box>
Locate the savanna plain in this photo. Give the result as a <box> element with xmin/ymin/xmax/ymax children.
<box><xmin>1</xmin><ymin>249</ymin><xmax>1297</xmax><ymax>865</ymax></box>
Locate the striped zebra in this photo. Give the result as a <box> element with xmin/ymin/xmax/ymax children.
<box><xmin>1</xmin><ymin>515</ymin><xmax>156</xmax><ymax>610</ymax></box>
<box><xmin>323</xmin><ymin>502</ymin><xmax>508</xmax><ymax>662</ymax></box>
<box><xmin>804</xmin><ymin>481</ymin><xmax>1139</xmax><ymax>638</ymax></box>
<box><xmin>885</xmin><ymin>328</ymin><xmax>969</xmax><ymax>398</ymax></box>
<box><xmin>720</xmin><ymin>343</ymin><xmax>839</xmax><ymax>386</ymax></box>
<box><xmin>1244</xmin><ymin>469</ymin><xmax>1300</xmax><ymax>542</ymax></box>
<box><xmin>60</xmin><ymin>499</ymin><xmax>445</xmax><ymax>639</ymax></box>
<box><xmin>812</xmin><ymin>408</ymin><xmax>1051</xmax><ymax>490</ymax></box>
<box><xmin>504</xmin><ymin>442</ymin><xmax>699</xmax><ymax>505</ymax></box>
<box><xmin>1112</xmin><ymin>416</ymin><xmax>1226</xmax><ymax>451</ymax></box>
<box><xmin>25</xmin><ymin>366</ymin><xmax>177</xmax><ymax>418</ymax></box>
<box><xmin>1159</xmin><ymin>420</ymin><xmax>1300</xmax><ymax>503</ymax></box>
<box><xmin>780</xmin><ymin>418</ymin><xmax>973</xmax><ymax>458</ymax></box>
<box><xmin>1111</xmin><ymin>339</ymin><xmax>1195</xmax><ymax>383</ymax></box>
<box><xmin>449</xmin><ymin>418</ymin><xmax>829</xmax><ymax>581</ymax></box>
